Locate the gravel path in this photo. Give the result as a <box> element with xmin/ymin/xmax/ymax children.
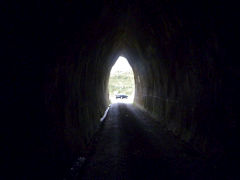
<box><xmin>79</xmin><ymin>103</ymin><xmax>212</xmax><ymax>180</ymax></box>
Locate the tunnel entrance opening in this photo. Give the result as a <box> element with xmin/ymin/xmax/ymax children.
<box><xmin>108</xmin><ymin>56</ymin><xmax>135</xmax><ymax>104</ymax></box>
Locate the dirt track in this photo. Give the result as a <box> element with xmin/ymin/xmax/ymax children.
<box><xmin>79</xmin><ymin>103</ymin><xmax>212</xmax><ymax>180</ymax></box>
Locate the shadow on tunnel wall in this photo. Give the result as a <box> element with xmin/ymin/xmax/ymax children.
<box><xmin>3</xmin><ymin>0</ymin><xmax>239</xmax><ymax>179</ymax></box>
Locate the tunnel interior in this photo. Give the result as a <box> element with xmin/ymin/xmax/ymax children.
<box><xmin>4</xmin><ymin>0</ymin><xmax>239</xmax><ymax>179</ymax></box>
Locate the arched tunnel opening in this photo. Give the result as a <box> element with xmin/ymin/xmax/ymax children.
<box><xmin>3</xmin><ymin>1</ymin><xmax>239</xmax><ymax>179</ymax></box>
<box><xmin>108</xmin><ymin>56</ymin><xmax>135</xmax><ymax>104</ymax></box>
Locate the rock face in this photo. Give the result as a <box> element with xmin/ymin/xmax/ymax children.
<box><xmin>4</xmin><ymin>0</ymin><xmax>238</xmax><ymax>179</ymax></box>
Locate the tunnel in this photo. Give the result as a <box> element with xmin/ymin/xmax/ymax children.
<box><xmin>3</xmin><ymin>0</ymin><xmax>239</xmax><ymax>179</ymax></box>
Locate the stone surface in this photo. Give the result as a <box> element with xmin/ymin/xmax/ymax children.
<box><xmin>3</xmin><ymin>0</ymin><xmax>239</xmax><ymax>179</ymax></box>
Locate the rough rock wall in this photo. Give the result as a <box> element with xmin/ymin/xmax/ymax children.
<box><xmin>3</xmin><ymin>1</ymin><xmax>119</xmax><ymax>178</ymax></box>
<box><xmin>4</xmin><ymin>0</ymin><xmax>238</xmax><ymax>179</ymax></box>
<box><xmin>130</xmin><ymin>1</ymin><xmax>233</xmax><ymax>156</ymax></box>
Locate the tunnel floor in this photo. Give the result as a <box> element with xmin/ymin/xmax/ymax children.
<box><xmin>78</xmin><ymin>103</ymin><xmax>215</xmax><ymax>180</ymax></box>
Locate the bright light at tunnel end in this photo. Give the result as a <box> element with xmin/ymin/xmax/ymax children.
<box><xmin>110</xmin><ymin>56</ymin><xmax>132</xmax><ymax>73</ymax></box>
<box><xmin>108</xmin><ymin>56</ymin><xmax>135</xmax><ymax>104</ymax></box>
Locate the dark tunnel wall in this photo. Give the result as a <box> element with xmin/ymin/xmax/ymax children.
<box><xmin>3</xmin><ymin>0</ymin><xmax>239</xmax><ymax>179</ymax></box>
<box><xmin>129</xmin><ymin>5</ymin><xmax>223</xmax><ymax>154</ymax></box>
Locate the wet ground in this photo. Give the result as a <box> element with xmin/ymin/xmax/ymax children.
<box><xmin>78</xmin><ymin>103</ymin><xmax>216</xmax><ymax>180</ymax></box>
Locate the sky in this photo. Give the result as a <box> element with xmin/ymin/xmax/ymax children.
<box><xmin>110</xmin><ymin>56</ymin><xmax>132</xmax><ymax>73</ymax></box>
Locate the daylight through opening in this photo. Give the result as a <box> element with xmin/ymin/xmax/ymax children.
<box><xmin>108</xmin><ymin>56</ymin><xmax>135</xmax><ymax>104</ymax></box>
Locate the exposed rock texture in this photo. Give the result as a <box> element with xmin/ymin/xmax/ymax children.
<box><xmin>3</xmin><ymin>0</ymin><xmax>238</xmax><ymax>179</ymax></box>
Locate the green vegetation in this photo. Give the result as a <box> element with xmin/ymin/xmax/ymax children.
<box><xmin>108</xmin><ymin>70</ymin><xmax>135</xmax><ymax>96</ymax></box>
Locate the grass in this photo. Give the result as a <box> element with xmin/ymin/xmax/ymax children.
<box><xmin>108</xmin><ymin>70</ymin><xmax>135</xmax><ymax>96</ymax></box>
